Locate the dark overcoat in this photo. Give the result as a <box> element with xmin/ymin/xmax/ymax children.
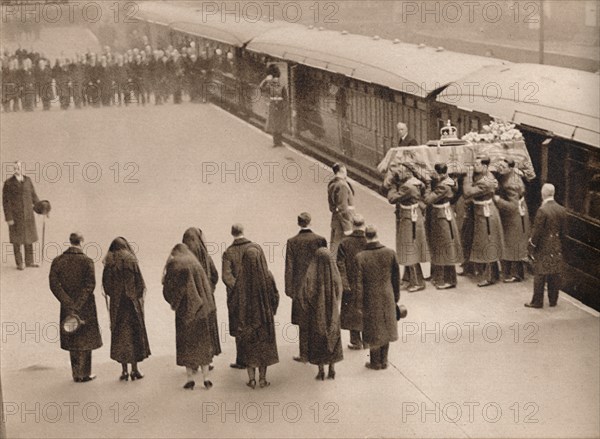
<box><xmin>424</xmin><ymin>176</ymin><xmax>463</xmax><ymax>265</ymax></box>
<box><xmin>222</xmin><ymin>237</ymin><xmax>254</xmax><ymax>336</ymax></box>
<box><xmin>263</xmin><ymin>81</ymin><xmax>288</xmax><ymax>134</ymax></box>
<box><xmin>327</xmin><ymin>177</ymin><xmax>355</xmax><ymax>237</ymax></box>
<box><xmin>49</xmin><ymin>247</ymin><xmax>103</xmax><ymax>351</ymax></box>
<box><xmin>2</xmin><ymin>176</ymin><xmax>39</xmax><ymax>245</ymax></box>
<box><xmin>530</xmin><ymin>200</ymin><xmax>567</xmax><ymax>275</ymax></box>
<box><xmin>336</xmin><ymin>231</ymin><xmax>367</xmax><ymax>331</ymax></box>
<box><xmin>285</xmin><ymin>229</ymin><xmax>327</xmax><ymax>326</ymax></box>
<box><xmin>356</xmin><ymin>242</ymin><xmax>400</xmax><ymax>348</ymax></box>
<box><xmin>495</xmin><ymin>173</ymin><xmax>529</xmax><ymax>261</ymax></box>
<box><xmin>387</xmin><ymin>177</ymin><xmax>429</xmax><ymax>265</ymax></box>
<box><xmin>463</xmin><ymin>172</ymin><xmax>504</xmax><ymax>263</ymax></box>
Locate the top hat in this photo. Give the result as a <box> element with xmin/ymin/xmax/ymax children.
<box><xmin>33</xmin><ymin>200</ymin><xmax>51</xmax><ymax>215</ymax></box>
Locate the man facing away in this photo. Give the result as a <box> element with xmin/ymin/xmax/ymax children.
<box><xmin>222</xmin><ymin>223</ymin><xmax>255</xmax><ymax>368</ymax></box>
<box><xmin>285</xmin><ymin>212</ymin><xmax>327</xmax><ymax>362</ymax></box>
<box><xmin>49</xmin><ymin>233</ymin><xmax>102</xmax><ymax>382</ymax></box>
<box><xmin>525</xmin><ymin>184</ymin><xmax>567</xmax><ymax>309</ymax></box>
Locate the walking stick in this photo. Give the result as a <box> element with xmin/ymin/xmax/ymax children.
<box><xmin>41</xmin><ymin>215</ymin><xmax>46</xmax><ymax>265</ymax></box>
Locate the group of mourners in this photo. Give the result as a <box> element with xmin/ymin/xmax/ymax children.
<box><xmin>0</xmin><ymin>39</ymin><xmax>240</xmax><ymax>112</ymax></box>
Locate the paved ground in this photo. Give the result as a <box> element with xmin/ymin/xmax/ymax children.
<box><xmin>1</xmin><ymin>98</ymin><xmax>599</xmax><ymax>439</ymax></box>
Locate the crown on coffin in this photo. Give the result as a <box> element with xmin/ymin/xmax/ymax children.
<box><xmin>440</xmin><ymin>120</ymin><xmax>458</xmax><ymax>139</ymax></box>
<box><xmin>426</xmin><ymin>120</ymin><xmax>468</xmax><ymax>147</ymax></box>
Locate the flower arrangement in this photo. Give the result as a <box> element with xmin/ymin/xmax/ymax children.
<box><xmin>462</xmin><ymin>119</ymin><xmax>524</xmax><ymax>143</ymax></box>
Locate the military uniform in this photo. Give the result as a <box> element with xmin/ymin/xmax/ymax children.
<box><xmin>262</xmin><ymin>78</ymin><xmax>288</xmax><ymax>146</ymax></box>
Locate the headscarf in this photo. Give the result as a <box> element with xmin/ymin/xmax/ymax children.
<box><xmin>163</xmin><ymin>244</ymin><xmax>214</xmax><ymax>324</ymax></box>
<box><xmin>102</xmin><ymin>236</ymin><xmax>145</xmax><ymax>297</ymax></box>
<box><xmin>182</xmin><ymin>227</ymin><xmax>217</xmax><ymax>290</ymax></box>
<box><xmin>304</xmin><ymin>248</ymin><xmax>342</xmax><ymax>353</ymax></box>
<box><xmin>233</xmin><ymin>244</ymin><xmax>278</xmax><ymax>339</ymax></box>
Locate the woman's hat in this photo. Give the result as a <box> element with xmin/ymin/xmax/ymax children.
<box><xmin>33</xmin><ymin>200</ymin><xmax>51</xmax><ymax>215</ymax></box>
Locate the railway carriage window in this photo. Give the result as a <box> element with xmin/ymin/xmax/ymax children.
<box><xmin>567</xmin><ymin>146</ymin><xmax>600</xmax><ymax>222</ymax></box>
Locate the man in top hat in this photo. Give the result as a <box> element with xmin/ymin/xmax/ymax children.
<box><xmin>355</xmin><ymin>225</ymin><xmax>400</xmax><ymax>370</ymax></box>
<box><xmin>2</xmin><ymin>161</ymin><xmax>41</xmax><ymax>270</ymax></box>
<box><xmin>463</xmin><ymin>155</ymin><xmax>504</xmax><ymax>287</ymax></box>
<box><xmin>285</xmin><ymin>212</ymin><xmax>327</xmax><ymax>362</ymax></box>
<box><xmin>525</xmin><ymin>184</ymin><xmax>567</xmax><ymax>308</ymax></box>
<box><xmin>328</xmin><ymin>163</ymin><xmax>355</xmax><ymax>257</ymax></box>
<box><xmin>50</xmin><ymin>232</ymin><xmax>102</xmax><ymax>382</ymax></box>
<box><xmin>222</xmin><ymin>223</ymin><xmax>255</xmax><ymax>369</ymax></box>
<box><xmin>397</xmin><ymin>122</ymin><xmax>418</xmax><ymax>147</ymax></box>
<box><xmin>337</xmin><ymin>214</ymin><xmax>368</xmax><ymax>350</ymax></box>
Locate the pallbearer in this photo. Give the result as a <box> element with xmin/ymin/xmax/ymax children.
<box><xmin>425</xmin><ymin>163</ymin><xmax>462</xmax><ymax>289</ymax></box>
<box><xmin>303</xmin><ymin>247</ymin><xmax>343</xmax><ymax>380</ymax></box>
<box><xmin>463</xmin><ymin>155</ymin><xmax>504</xmax><ymax>287</ymax></box>
<box><xmin>163</xmin><ymin>244</ymin><xmax>216</xmax><ymax>390</ymax></box>
<box><xmin>231</xmin><ymin>244</ymin><xmax>279</xmax><ymax>389</ymax></box>
<box><xmin>336</xmin><ymin>214</ymin><xmax>368</xmax><ymax>350</ymax></box>
<box><xmin>387</xmin><ymin>164</ymin><xmax>429</xmax><ymax>292</ymax></box>
<box><xmin>494</xmin><ymin>159</ymin><xmax>529</xmax><ymax>282</ymax></box>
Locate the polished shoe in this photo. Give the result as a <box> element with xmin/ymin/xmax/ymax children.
<box><xmin>477</xmin><ymin>280</ymin><xmax>495</xmax><ymax>287</ymax></box>
<box><xmin>503</xmin><ymin>277</ymin><xmax>520</xmax><ymax>283</ymax></box>
<box><xmin>347</xmin><ymin>343</ymin><xmax>362</xmax><ymax>350</ymax></box>
<box><xmin>407</xmin><ymin>285</ymin><xmax>425</xmax><ymax>293</ymax></box>
<box><xmin>130</xmin><ymin>371</ymin><xmax>144</xmax><ymax>381</ymax></box>
<box><xmin>327</xmin><ymin>370</ymin><xmax>336</xmax><ymax>380</ymax></box>
<box><xmin>365</xmin><ymin>362</ymin><xmax>381</xmax><ymax>371</ymax></box>
<box><xmin>203</xmin><ymin>380</ymin><xmax>213</xmax><ymax>390</ymax></box>
<box><xmin>183</xmin><ymin>380</ymin><xmax>195</xmax><ymax>390</ymax></box>
<box><xmin>436</xmin><ymin>283</ymin><xmax>455</xmax><ymax>290</ymax></box>
<box><xmin>26</xmin><ymin>263</ymin><xmax>39</xmax><ymax>268</ymax></box>
<box><xmin>246</xmin><ymin>379</ymin><xmax>256</xmax><ymax>389</ymax></box>
<box><xmin>423</xmin><ymin>276</ymin><xmax>431</xmax><ymax>281</ymax></box>
<box><xmin>549</xmin><ymin>303</ymin><xmax>557</xmax><ymax>307</ymax></box>
<box><xmin>76</xmin><ymin>375</ymin><xmax>96</xmax><ymax>383</ymax></box>
<box><xmin>381</xmin><ymin>363</ymin><xmax>388</xmax><ymax>370</ymax></box>
<box><xmin>524</xmin><ymin>302</ymin><xmax>543</xmax><ymax>309</ymax></box>
<box><xmin>259</xmin><ymin>379</ymin><xmax>270</xmax><ymax>388</ymax></box>
<box><xmin>17</xmin><ymin>264</ymin><xmax>25</xmax><ymax>271</ymax></box>
<box><xmin>315</xmin><ymin>371</ymin><xmax>325</xmax><ymax>381</ymax></box>
<box><xmin>119</xmin><ymin>372</ymin><xmax>129</xmax><ymax>381</ymax></box>
<box><xmin>293</xmin><ymin>356</ymin><xmax>307</xmax><ymax>363</ymax></box>
<box><xmin>230</xmin><ymin>363</ymin><xmax>245</xmax><ymax>369</ymax></box>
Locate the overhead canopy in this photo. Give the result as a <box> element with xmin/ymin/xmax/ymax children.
<box><xmin>438</xmin><ymin>64</ymin><xmax>600</xmax><ymax>148</ymax></box>
<box><xmin>246</xmin><ymin>27</ymin><xmax>506</xmax><ymax>98</ymax></box>
<box><xmin>137</xmin><ymin>2</ymin><xmax>296</xmax><ymax>47</ymax></box>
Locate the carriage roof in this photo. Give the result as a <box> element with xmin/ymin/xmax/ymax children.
<box><xmin>438</xmin><ymin>63</ymin><xmax>600</xmax><ymax>148</ymax></box>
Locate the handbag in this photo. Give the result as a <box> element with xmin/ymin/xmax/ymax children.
<box><xmin>61</xmin><ymin>314</ymin><xmax>85</xmax><ymax>334</ymax></box>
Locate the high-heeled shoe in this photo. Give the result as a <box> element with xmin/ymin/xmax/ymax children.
<box><xmin>246</xmin><ymin>379</ymin><xmax>256</xmax><ymax>389</ymax></box>
<box><xmin>183</xmin><ymin>380</ymin><xmax>195</xmax><ymax>390</ymax></box>
<box><xmin>315</xmin><ymin>371</ymin><xmax>325</xmax><ymax>381</ymax></box>
<box><xmin>203</xmin><ymin>380</ymin><xmax>213</xmax><ymax>390</ymax></box>
<box><xmin>259</xmin><ymin>379</ymin><xmax>270</xmax><ymax>388</ymax></box>
<box><xmin>119</xmin><ymin>372</ymin><xmax>129</xmax><ymax>381</ymax></box>
<box><xmin>327</xmin><ymin>370</ymin><xmax>336</xmax><ymax>380</ymax></box>
<box><xmin>130</xmin><ymin>371</ymin><xmax>144</xmax><ymax>381</ymax></box>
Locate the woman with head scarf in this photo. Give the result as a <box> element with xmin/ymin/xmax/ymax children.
<box><xmin>303</xmin><ymin>247</ymin><xmax>343</xmax><ymax>380</ymax></box>
<box><xmin>232</xmin><ymin>244</ymin><xmax>279</xmax><ymax>388</ymax></box>
<box><xmin>182</xmin><ymin>228</ymin><xmax>222</xmax><ymax>360</ymax></box>
<box><xmin>163</xmin><ymin>244</ymin><xmax>216</xmax><ymax>390</ymax></box>
<box><xmin>102</xmin><ymin>237</ymin><xmax>151</xmax><ymax>381</ymax></box>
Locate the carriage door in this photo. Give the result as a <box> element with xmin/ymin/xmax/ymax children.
<box><xmin>337</xmin><ymin>85</ymin><xmax>352</xmax><ymax>158</ymax></box>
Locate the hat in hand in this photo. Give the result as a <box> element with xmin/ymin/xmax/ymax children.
<box><xmin>33</xmin><ymin>200</ymin><xmax>51</xmax><ymax>215</ymax></box>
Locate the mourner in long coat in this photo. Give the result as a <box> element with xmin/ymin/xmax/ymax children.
<box><xmin>387</xmin><ymin>164</ymin><xmax>429</xmax><ymax>292</ymax></box>
<box><xmin>327</xmin><ymin>163</ymin><xmax>355</xmax><ymax>257</ymax></box>
<box><xmin>260</xmin><ymin>69</ymin><xmax>288</xmax><ymax>147</ymax></box>
<box><xmin>525</xmin><ymin>184</ymin><xmax>567</xmax><ymax>308</ymax></box>
<box><xmin>2</xmin><ymin>161</ymin><xmax>40</xmax><ymax>269</ymax></box>
<box><xmin>463</xmin><ymin>156</ymin><xmax>504</xmax><ymax>287</ymax></box>
<box><xmin>49</xmin><ymin>233</ymin><xmax>102</xmax><ymax>382</ymax></box>
<box><xmin>494</xmin><ymin>159</ymin><xmax>530</xmax><ymax>282</ymax></box>
<box><xmin>355</xmin><ymin>226</ymin><xmax>400</xmax><ymax>370</ymax></box>
<box><xmin>336</xmin><ymin>215</ymin><xmax>368</xmax><ymax>349</ymax></box>
<box><xmin>163</xmin><ymin>244</ymin><xmax>216</xmax><ymax>390</ymax></box>
<box><xmin>20</xmin><ymin>59</ymin><xmax>36</xmax><ymax>111</ymax></box>
<box><xmin>303</xmin><ymin>247</ymin><xmax>343</xmax><ymax>380</ymax></box>
<box><xmin>182</xmin><ymin>227</ymin><xmax>222</xmax><ymax>359</ymax></box>
<box><xmin>232</xmin><ymin>244</ymin><xmax>279</xmax><ymax>389</ymax></box>
<box><xmin>222</xmin><ymin>224</ymin><xmax>255</xmax><ymax>369</ymax></box>
<box><xmin>285</xmin><ymin>212</ymin><xmax>327</xmax><ymax>362</ymax></box>
<box><xmin>424</xmin><ymin>163</ymin><xmax>463</xmax><ymax>289</ymax></box>
<box><xmin>102</xmin><ymin>237</ymin><xmax>151</xmax><ymax>381</ymax></box>
<box><xmin>36</xmin><ymin>59</ymin><xmax>53</xmax><ymax>110</ymax></box>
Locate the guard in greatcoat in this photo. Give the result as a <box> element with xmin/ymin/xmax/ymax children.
<box><xmin>285</xmin><ymin>212</ymin><xmax>327</xmax><ymax>363</ymax></box>
<box><xmin>336</xmin><ymin>214</ymin><xmax>368</xmax><ymax>349</ymax></box>
<box><xmin>49</xmin><ymin>233</ymin><xmax>103</xmax><ymax>382</ymax></box>
<box><xmin>463</xmin><ymin>156</ymin><xmax>504</xmax><ymax>287</ymax></box>
<box><xmin>494</xmin><ymin>159</ymin><xmax>530</xmax><ymax>282</ymax></box>
<box><xmin>387</xmin><ymin>164</ymin><xmax>429</xmax><ymax>292</ymax></box>
<box><xmin>260</xmin><ymin>66</ymin><xmax>288</xmax><ymax>147</ymax></box>
<box><xmin>424</xmin><ymin>163</ymin><xmax>463</xmax><ymax>289</ymax></box>
<box><xmin>356</xmin><ymin>226</ymin><xmax>400</xmax><ymax>371</ymax></box>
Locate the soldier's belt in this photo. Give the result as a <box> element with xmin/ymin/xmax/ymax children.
<box><xmin>434</xmin><ymin>202</ymin><xmax>453</xmax><ymax>222</ymax></box>
<box><xmin>518</xmin><ymin>197</ymin><xmax>526</xmax><ymax>217</ymax></box>
<box><xmin>399</xmin><ymin>203</ymin><xmax>419</xmax><ymax>222</ymax></box>
<box><xmin>473</xmin><ymin>199</ymin><xmax>492</xmax><ymax>218</ymax></box>
<box><xmin>432</xmin><ymin>202</ymin><xmax>450</xmax><ymax>208</ymax></box>
<box><xmin>270</xmin><ymin>97</ymin><xmax>283</xmax><ymax>101</ymax></box>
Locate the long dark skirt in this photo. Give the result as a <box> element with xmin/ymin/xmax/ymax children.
<box><xmin>175</xmin><ymin>315</ymin><xmax>214</xmax><ymax>368</ymax></box>
<box><xmin>307</xmin><ymin>333</ymin><xmax>343</xmax><ymax>366</ymax></box>
<box><xmin>110</xmin><ymin>297</ymin><xmax>151</xmax><ymax>364</ymax></box>
<box><xmin>238</xmin><ymin>326</ymin><xmax>279</xmax><ymax>368</ymax></box>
